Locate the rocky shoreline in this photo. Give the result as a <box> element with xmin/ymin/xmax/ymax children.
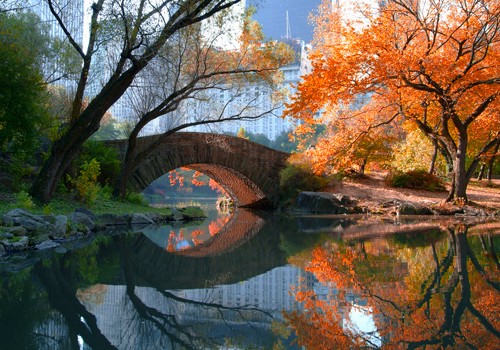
<box><xmin>291</xmin><ymin>191</ymin><xmax>500</xmax><ymax>217</ymax></box>
<box><xmin>1</xmin><ymin>191</ymin><xmax>499</xmax><ymax>265</ymax></box>
<box><xmin>0</xmin><ymin>206</ymin><xmax>205</xmax><ymax>257</ymax></box>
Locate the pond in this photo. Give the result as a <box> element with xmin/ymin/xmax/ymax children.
<box><xmin>0</xmin><ymin>207</ymin><xmax>499</xmax><ymax>349</ymax></box>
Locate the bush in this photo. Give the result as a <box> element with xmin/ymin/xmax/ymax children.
<box><xmin>279</xmin><ymin>164</ymin><xmax>329</xmax><ymax>205</ymax></box>
<box><xmin>77</xmin><ymin>141</ymin><xmax>121</xmax><ymax>186</ymax></box>
<box><xmin>15</xmin><ymin>190</ymin><xmax>34</xmax><ymax>209</ymax></box>
<box><xmin>71</xmin><ymin>159</ymin><xmax>101</xmax><ymax>205</ymax></box>
<box><xmin>385</xmin><ymin>170</ymin><xmax>445</xmax><ymax>191</ymax></box>
<box><xmin>126</xmin><ymin>191</ymin><xmax>146</xmax><ymax>206</ymax></box>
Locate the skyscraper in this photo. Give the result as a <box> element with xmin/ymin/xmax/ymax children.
<box><xmin>27</xmin><ymin>0</ymin><xmax>85</xmax><ymax>92</ymax></box>
<box><xmin>247</xmin><ymin>0</ymin><xmax>323</xmax><ymax>43</ymax></box>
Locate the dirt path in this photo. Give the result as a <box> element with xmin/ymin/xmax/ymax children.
<box><xmin>324</xmin><ymin>172</ymin><xmax>500</xmax><ymax>211</ymax></box>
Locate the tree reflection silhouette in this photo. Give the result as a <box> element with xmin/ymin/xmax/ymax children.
<box><xmin>31</xmin><ymin>223</ymin><xmax>284</xmax><ymax>349</ymax></box>
<box><xmin>285</xmin><ymin>225</ymin><xmax>500</xmax><ymax>349</ymax></box>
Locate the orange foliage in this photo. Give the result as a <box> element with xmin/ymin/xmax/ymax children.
<box><xmin>208</xmin><ymin>216</ymin><xmax>230</xmax><ymax>236</ymax></box>
<box><xmin>284</xmin><ymin>230</ymin><xmax>499</xmax><ymax>349</ymax></box>
<box><xmin>287</xmin><ymin>0</ymin><xmax>500</xmax><ymax>199</ymax></box>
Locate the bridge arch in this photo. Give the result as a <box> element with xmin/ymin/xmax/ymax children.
<box><xmin>108</xmin><ymin>133</ymin><xmax>289</xmax><ymax>208</ymax></box>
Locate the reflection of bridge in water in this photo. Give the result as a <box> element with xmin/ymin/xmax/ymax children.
<box><xmin>106</xmin><ymin>133</ymin><xmax>289</xmax><ymax>209</ymax></box>
<box><xmin>107</xmin><ymin>212</ymin><xmax>287</xmax><ymax>290</ymax></box>
<box><xmin>170</xmin><ymin>209</ymin><xmax>266</xmax><ymax>257</ymax></box>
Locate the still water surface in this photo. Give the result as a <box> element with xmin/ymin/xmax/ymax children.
<box><xmin>0</xmin><ymin>203</ymin><xmax>499</xmax><ymax>349</ymax></box>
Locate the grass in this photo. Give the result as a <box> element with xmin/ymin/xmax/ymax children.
<box><xmin>0</xmin><ymin>191</ymin><xmax>172</xmax><ymax>217</ymax></box>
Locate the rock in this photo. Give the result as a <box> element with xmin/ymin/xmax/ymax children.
<box><xmin>68</xmin><ymin>212</ymin><xmax>95</xmax><ymax>231</ymax></box>
<box><xmin>398</xmin><ymin>202</ymin><xmax>433</xmax><ymax>215</ymax></box>
<box><xmin>171</xmin><ymin>209</ymin><xmax>184</xmax><ymax>221</ymax></box>
<box><xmin>295</xmin><ymin>192</ymin><xmax>350</xmax><ymax>214</ymax></box>
<box><xmin>0</xmin><ymin>232</ymin><xmax>13</xmax><ymax>240</ymax></box>
<box><xmin>2</xmin><ymin>236</ymin><xmax>29</xmax><ymax>252</ymax></box>
<box><xmin>35</xmin><ymin>223</ymin><xmax>58</xmax><ymax>238</ymax></box>
<box><xmin>0</xmin><ymin>244</ymin><xmax>5</xmax><ymax>256</ymax></box>
<box><xmin>2</xmin><ymin>209</ymin><xmax>50</xmax><ymax>231</ymax></box>
<box><xmin>178</xmin><ymin>206</ymin><xmax>206</xmax><ymax>220</ymax></box>
<box><xmin>6</xmin><ymin>226</ymin><xmax>28</xmax><ymax>236</ymax></box>
<box><xmin>144</xmin><ymin>212</ymin><xmax>166</xmax><ymax>223</ymax></box>
<box><xmin>75</xmin><ymin>207</ymin><xmax>97</xmax><ymax>221</ymax></box>
<box><xmin>97</xmin><ymin>214</ymin><xmax>129</xmax><ymax>226</ymax></box>
<box><xmin>129</xmin><ymin>213</ymin><xmax>154</xmax><ymax>225</ymax></box>
<box><xmin>53</xmin><ymin>215</ymin><xmax>68</xmax><ymax>237</ymax></box>
<box><xmin>35</xmin><ymin>240</ymin><xmax>60</xmax><ymax>250</ymax></box>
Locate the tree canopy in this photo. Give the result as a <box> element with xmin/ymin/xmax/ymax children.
<box><xmin>286</xmin><ymin>0</ymin><xmax>500</xmax><ymax>201</ymax></box>
<box><xmin>0</xmin><ymin>11</ymin><xmax>50</xmax><ymax>163</ymax></box>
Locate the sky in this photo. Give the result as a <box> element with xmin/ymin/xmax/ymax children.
<box><xmin>82</xmin><ymin>0</ymin><xmax>324</xmax><ymax>49</ymax></box>
<box><xmin>247</xmin><ymin>0</ymin><xmax>323</xmax><ymax>43</ymax></box>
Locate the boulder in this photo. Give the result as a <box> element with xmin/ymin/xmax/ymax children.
<box><xmin>295</xmin><ymin>192</ymin><xmax>350</xmax><ymax>214</ymax></box>
<box><xmin>2</xmin><ymin>209</ymin><xmax>50</xmax><ymax>231</ymax></box>
<box><xmin>75</xmin><ymin>207</ymin><xmax>97</xmax><ymax>221</ymax></box>
<box><xmin>35</xmin><ymin>240</ymin><xmax>60</xmax><ymax>251</ymax></box>
<box><xmin>6</xmin><ymin>226</ymin><xmax>28</xmax><ymax>236</ymax></box>
<box><xmin>144</xmin><ymin>212</ymin><xmax>166</xmax><ymax>223</ymax></box>
<box><xmin>398</xmin><ymin>202</ymin><xmax>433</xmax><ymax>215</ymax></box>
<box><xmin>53</xmin><ymin>215</ymin><xmax>68</xmax><ymax>237</ymax></box>
<box><xmin>68</xmin><ymin>212</ymin><xmax>95</xmax><ymax>231</ymax></box>
<box><xmin>97</xmin><ymin>214</ymin><xmax>129</xmax><ymax>226</ymax></box>
<box><xmin>2</xmin><ymin>236</ymin><xmax>29</xmax><ymax>252</ymax></box>
<box><xmin>129</xmin><ymin>213</ymin><xmax>154</xmax><ymax>225</ymax></box>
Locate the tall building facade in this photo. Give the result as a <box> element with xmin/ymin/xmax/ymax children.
<box><xmin>27</xmin><ymin>0</ymin><xmax>85</xmax><ymax>93</ymax></box>
<box><xmin>184</xmin><ymin>38</ymin><xmax>311</xmax><ymax>141</ymax></box>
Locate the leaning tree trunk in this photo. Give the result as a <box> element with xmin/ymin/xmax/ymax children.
<box><xmin>477</xmin><ymin>163</ymin><xmax>485</xmax><ymax>180</ymax></box>
<box><xmin>30</xmin><ymin>116</ymin><xmax>101</xmax><ymax>203</ymax></box>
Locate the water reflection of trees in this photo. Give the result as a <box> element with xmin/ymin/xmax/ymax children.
<box><xmin>26</xmin><ymin>226</ymin><xmax>285</xmax><ymax>349</ymax></box>
<box><xmin>285</xmin><ymin>225</ymin><xmax>500</xmax><ymax>349</ymax></box>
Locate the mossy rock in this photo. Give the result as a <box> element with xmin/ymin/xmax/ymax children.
<box><xmin>178</xmin><ymin>206</ymin><xmax>206</xmax><ymax>220</ymax></box>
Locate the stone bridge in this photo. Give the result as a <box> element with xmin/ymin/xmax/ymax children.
<box><xmin>106</xmin><ymin>132</ymin><xmax>290</xmax><ymax>208</ymax></box>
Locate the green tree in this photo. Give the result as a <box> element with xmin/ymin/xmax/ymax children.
<box><xmin>0</xmin><ymin>11</ymin><xmax>50</xmax><ymax>169</ymax></box>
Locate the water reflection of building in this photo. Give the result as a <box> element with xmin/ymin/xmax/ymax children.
<box><xmin>34</xmin><ymin>312</ymin><xmax>72</xmax><ymax>349</ymax></box>
<box><xmin>66</xmin><ymin>265</ymin><xmax>314</xmax><ymax>348</ymax></box>
<box><xmin>172</xmin><ymin>265</ymin><xmax>314</xmax><ymax>313</ymax></box>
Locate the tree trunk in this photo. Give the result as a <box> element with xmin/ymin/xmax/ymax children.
<box><xmin>477</xmin><ymin>163</ymin><xmax>485</xmax><ymax>180</ymax></box>
<box><xmin>30</xmin><ymin>120</ymin><xmax>99</xmax><ymax>203</ymax></box>
<box><xmin>486</xmin><ymin>139</ymin><xmax>500</xmax><ymax>181</ymax></box>
<box><xmin>429</xmin><ymin>139</ymin><xmax>438</xmax><ymax>174</ymax></box>
<box><xmin>114</xmin><ymin>136</ymin><xmax>139</xmax><ymax>199</ymax></box>
<box><xmin>359</xmin><ymin>158</ymin><xmax>367</xmax><ymax>176</ymax></box>
<box><xmin>453</xmin><ymin>146</ymin><xmax>469</xmax><ymax>202</ymax></box>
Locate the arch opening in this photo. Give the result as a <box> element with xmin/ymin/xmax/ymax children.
<box><xmin>141</xmin><ymin>164</ymin><xmax>272</xmax><ymax>209</ymax></box>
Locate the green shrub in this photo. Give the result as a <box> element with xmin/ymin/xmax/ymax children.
<box><xmin>71</xmin><ymin>159</ymin><xmax>101</xmax><ymax>205</ymax></box>
<box><xmin>78</xmin><ymin>141</ymin><xmax>121</xmax><ymax>186</ymax></box>
<box><xmin>97</xmin><ymin>185</ymin><xmax>113</xmax><ymax>201</ymax></box>
<box><xmin>279</xmin><ymin>164</ymin><xmax>329</xmax><ymax>205</ymax></box>
<box><xmin>15</xmin><ymin>190</ymin><xmax>34</xmax><ymax>209</ymax></box>
<box><xmin>126</xmin><ymin>191</ymin><xmax>146</xmax><ymax>206</ymax></box>
<box><xmin>42</xmin><ymin>204</ymin><xmax>53</xmax><ymax>215</ymax></box>
<box><xmin>385</xmin><ymin>170</ymin><xmax>445</xmax><ymax>191</ymax></box>
<box><xmin>15</xmin><ymin>191</ymin><xmax>34</xmax><ymax>208</ymax></box>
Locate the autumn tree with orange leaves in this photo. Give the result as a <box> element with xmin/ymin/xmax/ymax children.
<box><xmin>287</xmin><ymin>0</ymin><xmax>500</xmax><ymax>202</ymax></box>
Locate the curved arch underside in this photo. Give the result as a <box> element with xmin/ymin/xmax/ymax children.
<box><xmin>187</xmin><ymin>164</ymin><xmax>269</xmax><ymax>208</ymax></box>
<box><xmin>115</xmin><ymin>133</ymin><xmax>289</xmax><ymax>209</ymax></box>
